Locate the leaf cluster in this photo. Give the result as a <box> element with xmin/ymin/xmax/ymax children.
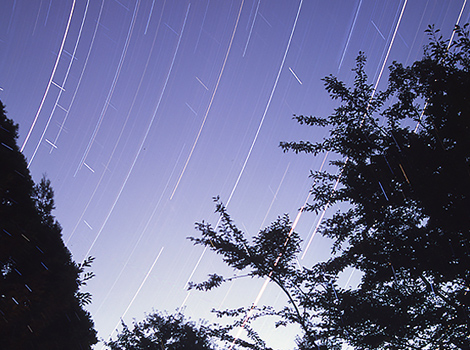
<box><xmin>189</xmin><ymin>197</ymin><xmax>302</xmax><ymax>287</ymax></box>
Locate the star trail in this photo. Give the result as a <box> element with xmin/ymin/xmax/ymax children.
<box><xmin>0</xmin><ymin>0</ymin><xmax>468</xmax><ymax>348</ymax></box>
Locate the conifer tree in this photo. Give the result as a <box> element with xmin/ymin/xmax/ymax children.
<box><xmin>0</xmin><ymin>101</ymin><xmax>97</xmax><ymax>349</ymax></box>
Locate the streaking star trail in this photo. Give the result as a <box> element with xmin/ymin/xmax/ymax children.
<box><xmin>1</xmin><ymin>0</ymin><xmax>468</xmax><ymax>348</ymax></box>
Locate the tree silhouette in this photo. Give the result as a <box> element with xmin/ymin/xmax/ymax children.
<box><xmin>189</xmin><ymin>24</ymin><xmax>470</xmax><ymax>349</ymax></box>
<box><xmin>0</xmin><ymin>101</ymin><xmax>97</xmax><ymax>349</ymax></box>
<box><xmin>190</xmin><ymin>199</ymin><xmax>332</xmax><ymax>349</ymax></box>
<box><xmin>106</xmin><ymin>311</ymin><xmax>261</xmax><ymax>350</ymax></box>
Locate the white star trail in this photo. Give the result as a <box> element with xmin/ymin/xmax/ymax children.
<box><xmin>288</xmin><ymin>67</ymin><xmax>302</xmax><ymax>84</ymax></box>
<box><xmin>169</xmin><ymin>0</ymin><xmax>246</xmax><ymax>200</ymax></box>
<box><xmin>74</xmin><ymin>0</ymin><xmax>141</xmax><ymax>177</ymax></box>
<box><xmin>81</xmin><ymin>3</ymin><xmax>190</xmax><ymax>259</ymax></box>
<box><xmin>28</xmin><ymin>0</ymin><xmax>91</xmax><ymax>166</ymax></box>
<box><xmin>2</xmin><ymin>1</ymin><xmax>467</xmax><ymax>348</ymax></box>
<box><xmin>20</xmin><ymin>0</ymin><xmax>76</xmax><ymax>153</ymax></box>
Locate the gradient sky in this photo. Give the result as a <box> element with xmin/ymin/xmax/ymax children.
<box><xmin>1</xmin><ymin>0</ymin><xmax>469</xmax><ymax>348</ymax></box>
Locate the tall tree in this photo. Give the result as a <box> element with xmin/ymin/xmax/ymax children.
<box><xmin>189</xmin><ymin>24</ymin><xmax>470</xmax><ymax>349</ymax></box>
<box><xmin>0</xmin><ymin>101</ymin><xmax>97</xmax><ymax>349</ymax></box>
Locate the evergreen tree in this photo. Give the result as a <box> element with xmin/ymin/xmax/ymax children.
<box><xmin>190</xmin><ymin>25</ymin><xmax>470</xmax><ymax>349</ymax></box>
<box><xmin>0</xmin><ymin>101</ymin><xmax>97</xmax><ymax>349</ymax></box>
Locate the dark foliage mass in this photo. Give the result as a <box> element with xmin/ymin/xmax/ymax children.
<box><xmin>0</xmin><ymin>101</ymin><xmax>97</xmax><ymax>349</ymax></box>
<box><xmin>107</xmin><ymin>307</ymin><xmax>277</xmax><ymax>350</ymax></box>
<box><xmin>189</xmin><ymin>25</ymin><xmax>470</xmax><ymax>349</ymax></box>
<box><xmin>107</xmin><ymin>311</ymin><xmax>226</xmax><ymax>350</ymax></box>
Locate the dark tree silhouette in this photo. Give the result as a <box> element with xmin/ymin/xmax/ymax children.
<box><xmin>106</xmin><ymin>311</ymin><xmax>256</xmax><ymax>350</ymax></box>
<box><xmin>189</xmin><ymin>24</ymin><xmax>470</xmax><ymax>349</ymax></box>
<box><xmin>0</xmin><ymin>101</ymin><xmax>97</xmax><ymax>349</ymax></box>
<box><xmin>190</xmin><ymin>199</ymin><xmax>330</xmax><ymax>350</ymax></box>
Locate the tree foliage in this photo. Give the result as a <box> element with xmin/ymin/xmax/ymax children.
<box><xmin>107</xmin><ymin>307</ymin><xmax>280</xmax><ymax>350</ymax></box>
<box><xmin>190</xmin><ymin>199</ymin><xmax>331</xmax><ymax>350</ymax></box>
<box><xmin>106</xmin><ymin>310</ymin><xmax>259</xmax><ymax>350</ymax></box>
<box><xmin>189</xmin><ymin>24</ymin><xmax>470</xmax><ymax>349</ymax></box>
<box><xmin>0</xmin><ymin>101</ymin><xmax>97</xmax><ymax>349</ymax></box>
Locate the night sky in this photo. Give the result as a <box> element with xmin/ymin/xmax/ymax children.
<box><xmin>1</xmin><ymin>0</ymin><xmax>468</xmax><ymax>348</ymax></box>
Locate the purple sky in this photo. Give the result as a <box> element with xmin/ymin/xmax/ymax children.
<box><xmin>1</xmin><ymin>0</ymin><xmax>468</xmax><ymax>348</ymax></box>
